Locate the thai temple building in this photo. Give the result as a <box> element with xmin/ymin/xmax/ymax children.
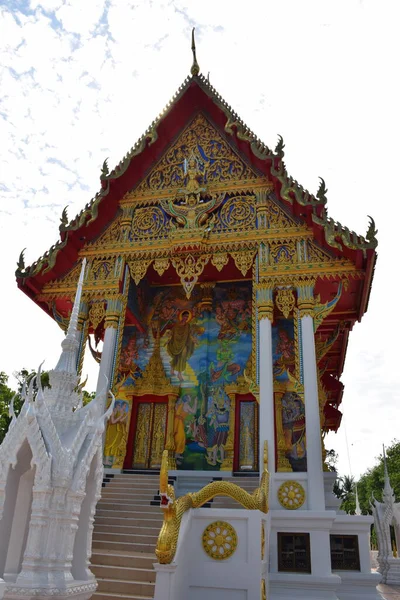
<box><xmin>6</xmin><ymin>31</ymin><xmax>383</xmax><ymax>600</ymax></box>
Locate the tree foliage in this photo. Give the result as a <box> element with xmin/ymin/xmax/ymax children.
<box><xmin>336</xmin><ymin>440</ymin><xmax>400</xmax><ymax>515</ymax></box>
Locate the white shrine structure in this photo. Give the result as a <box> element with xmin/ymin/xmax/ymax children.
<box><xmin>0</xmin><ymin>259</ymin><xmax>114</xmax><ymax>600</ymax></box>
<box><xmin>371</xmin><ymin>447</ymin><xmax>400</xmax><ymax>586</ymax></box>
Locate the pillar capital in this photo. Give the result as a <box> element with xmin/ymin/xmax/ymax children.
<box><xmin>296</xmin><ymin>278</ymin><xmax>316</xmax><ymax>318</ymax></box>
<box><xmin>255</xmin><ymin>282</ymin><xmax>274</xmax><ymax>322</ymax></box>
<box><xmin>104</xmin><ymin>296</ymin><xmax>124</xmax><ymax>329</ymax></box>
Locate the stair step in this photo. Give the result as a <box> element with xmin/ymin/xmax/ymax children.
<box><xmin>97</xmin><ymin>502</ymin><xmax>155</xmax><ymax>510</ymax></box>
<box><xmin>93</xmin><ymin>540</ymin><xmax>156</xmax><ymax>553</ymax></box>
<box><xmin>95</xmin><ymin>517</ymin><xmax>163</xmax><ymax>528</ymax></box>
<box><xmin>101</xmin><ymin>493</ymin><xmax>159</xmax><ymax>501</ymax></box>
<box><xmin>93</xmin><ymin>532</ymin><xmax>158</xmax><ymax>544</ymax></box>
<box><xmin>93</xmin><ymin>592</ymin><xmax>154</xmax><ymax>599</ymax></box>
<box><xmin>91</xmin><ymin>551</ymin><xmax>154</xmax><ymax>569</ymax></box>
<box><xmin>97</xmin><ymin>577</ymin><xmax>154</xmax><ymax>595</ymax></box>
<box><xmin>95</xmin><ymin>524</ymin><xmax>161</xmax><ymax>535</ymax></box>
<box><xmin>91</xmin><ymin>564</ymin><xmax>156</xmax><ymax>583</ymax></box>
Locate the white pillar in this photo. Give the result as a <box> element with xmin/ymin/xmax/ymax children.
<box><xmin>95</xmin><ymin>298</ymin><xmax>123</xmax><ymax>409</ymax></box>
<box><xmin>257</xmin><ymin>284</ymin><xmax>275</xmax><ymax>476</ymax></box>
<box><xmin>298</xmin><ymin>283</ymin><xmax>325</xmax><ymax>511</ymax></box>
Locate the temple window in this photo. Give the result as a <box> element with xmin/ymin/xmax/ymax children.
<box><xmin>277</xmin><ymin>533</ymin><xmax>311</xmax><ymax>573</ymax></box>
<box><xmin>330</xmin><ymin>535</ymin><xmax>360</xmax><ymax>571</ymax></box>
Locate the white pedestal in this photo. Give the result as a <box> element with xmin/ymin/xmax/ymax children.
<box><xmin>3</xmin><ymin>581</ymin><xmax>96</xmax><ymax>600</ymax></box>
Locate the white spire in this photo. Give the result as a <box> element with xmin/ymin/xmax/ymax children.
<box><xmin>382</xmin><ymin>444</ymin><xmax>395</xmax><ymax>505</ymax></box>
<box><xmin>355</xmin><ymin>484</ymin><xmax>361</xmax><ymax>515</ymax></box>
<box><xmin>54</xmin><ymin>258</ymin><xmax>86</xmax><ymax>374</ymax></box>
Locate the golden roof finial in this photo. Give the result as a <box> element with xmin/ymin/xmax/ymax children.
<box><xmin>191</xmin><ymin>27</ymin><xmax>200</xmax><ymax>76</ymax></box>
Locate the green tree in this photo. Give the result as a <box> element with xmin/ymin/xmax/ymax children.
<box><xmin>0</xmin><ymin>372</ymin><xmax>17</xmax><ymax>443</ymax></box>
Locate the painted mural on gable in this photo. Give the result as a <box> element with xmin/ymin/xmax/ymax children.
<box><xmin>104</xmin><ymin>279</ymin><xmax>252</xmax><ymax>470</ymax></box>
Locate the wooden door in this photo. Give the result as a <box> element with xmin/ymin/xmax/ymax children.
<box><xmin>234</xmin><ymin>398</ymin><xmax>259</xmax><ymax>472</ymax></box>
<box><xmin>132</xmin><ymin>402</ymin><xmax>167</xmax><ymax>469</ymax></box>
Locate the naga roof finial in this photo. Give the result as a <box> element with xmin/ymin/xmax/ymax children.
<box><xmin>191</xmin><ymin>27</ymin><xmax>200</xmax><ymax>76</ymax></box>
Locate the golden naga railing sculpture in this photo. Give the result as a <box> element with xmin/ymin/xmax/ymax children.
<box><xmin>155</xmin><ymin>441</ymin><xmax>269</xmax><ymax>564</ymax></box>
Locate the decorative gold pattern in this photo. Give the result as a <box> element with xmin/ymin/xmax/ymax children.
<box><xmin>127</xmin><ymin>258</ymin><xmax>152</xmax><ymax>286</ymax></box>
<box><xmin>261</xmin><ymin>522</ymin><xmax>265</xmax><ymax>560</ymax></box>
<box><xmin>133</xmin><ymin>330</ymin><xmax>179</xmax><ymax>397</ymax></box>
<box><xmin>88</xmin><ymin>301</ymin><xmax>106</xmax><ymax>330</ymax></box>
<box><xmin>275</xmin><ymin>288</ymin><xmax>295</xmax><ymax>319</ymax></box>
<box><xmin>202</xmin><ymin>521</ymin><xmax>237</xmax><ymax>560</ymax></box>
<box><xmin>261</xmin><ymin>578</ymin><xmax>267</xmax><ymax>600</ymax></box>
<box><xmin>156</xmin><ymin>442</ymin><xmax>269</xmax><ymax>564</ymax></box>
<box><xmin>211</xmin><ymin>253</ymin><xmax>229</xmax><ymax>272</ymax></box>
<box><xmin>133</xmin><ymin>403</ymin><xmax>152</xmax><ymax>468</ymax></box>
<box><xmin>171</xmin><ymin>253</ymin><xmax>210</xmax><ymax>298</ymax></box>
<box><xmin>231</xmin><ymin>250</ymin><xmax>256</xmax><ymax>276</ymax></box>
<box><xmin>277</xmin><ymin>480</ymin><xmax>305</xmax><ymax>510</ymax></box>
<box><xmin>135</xmin><ymin>113</ymin><xmax>257</xmax><ymax>195</ymax></box>
<box><xmin>269</xmin><ymin>240</ymin><xmax>297</xmax><ymax>264</ymax></box>
<box><xmin>132</xmin><ymin>206</ymin><xmax>165</xmax><ymax>238</ymax></box>
<box><xmin>219</xmin><ymin>195</ymin><xmax>256</xmax><ymax>230</ymax></box>
<box><xmin>153</xmin><ymin>258</ymin><xmax>170</xmax><ymax>276</ymax></box>
<box><xmin>150</xmin><ymin>403</ymin><xmax>168</xmax><ymax>469</ymax></box>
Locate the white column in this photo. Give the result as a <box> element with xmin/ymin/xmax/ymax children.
<box><xmin>298</xmin><ymin>283</ymin><xmax>325</xmax><ymax>511</ymax></box>
<box><xmin>257</xmin><ymin>284</ymin><xmax>275</xmax><ymax>476</ymax></box>
<box><xmin>95</xmin><ymin>298</ymin><xmax>122</xmax><ymax>409</ymax></box>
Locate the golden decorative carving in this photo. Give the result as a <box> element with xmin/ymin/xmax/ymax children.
<box><xmin>171</xmin><ymin>253</ymin><xmax>210</xmax><ymax>298</ymax></box>
<box><xmin>274</xmin><ymin>392</ymin><xmax>293</xmax><ymax>472</ymax></box>
<box><xmin>127</xmin><ymin>258</ymin><xmax>152</xmax><ymax>285</ymax></box>
<box><xmin>87</xmin><ymin>216</ymin><xmax>122</xmax><ymax>250</ymax></box>
<box><xmin>269</xmin><ymin>240</ymin><xmax>297</xmax><ymax>265</ymax></box>
<box><xmin>150</xmin><ymin>404</ymin><xmax>168</xmax><ymax>469</ymax></box>
<box><xmin>277</xmin><ymin>480</ymin><xmax>305</xmax><ymax>510</ymax></box>
<box><xmin>131</xmin><ymin>206</ymin><xmax>165</xmax><ymax>238</ymax></box>
<box><xmin>313</xmin><ymin>281</ymin><xmax>342</xmax><ymax>331</ymax></box>
<box><xmin>88</xmin><ymin>259</ymin><xmax>114</xmax><ymax>281</ymax></box>
<box><xmin>307</xmin><ymin>240</ymin><xmax>334</xmax><ymax>263</ymax></box>
<box><xmin>231</xmin><ymin>250</ymin><xmax>256</xmax><ymax>277</ymax></box>
<box><xmin>275</xmin><ymin>288</ymin><xmax>295</xmax><ymax>319</ymax></box>
<box><xmin>202</xmin><ymin>521</ymin><xmax>237</xmax><ymax>560</ymax></box>
<box><xmin>261</xmin><ymin>522</ymin><xmax>265</xmax><ymax>560</ymax></box>
<box><xmin>211</xmin><ymin>253</ymin><xmax>229</xmax><ymax>272</ymax></box>
<box><xmin>136</xmin><ymin>113</ymin><xmax>257</xmax><ymax>195</ymax></box>
<box><xmin>133</xmin><ymin>403</ymin><xmax>151</xmax><ymax>468</ymax></box>
<box><xmin>219</xmin><ymin>195</ymin><xmax>256</xmax><ymax>230</ymax></box>
<box><xmin>165</xmin><ymin>395</ymin><xmax>178</xmax><ymax>470</ymax></box>
<box><xmin>133</xmin><ymin>329</ymin><xmax>179</xmax><ymax>397</ymax></box>
<box><xmin>297</xmin><ymin>279</ymin><xmax>316</xmax><ymax>318</ymax></box>
<box><xmin>88</xmin><ymin>301</ymin><xmax>106</xmax><ymax>330</ymax></box>
<box><xmin>261</xmin><ymin>579</ymin><xmax>267</xmax><ymax>600</ymax></box>
<box><xmin>153</xmin><ymin>258</ymin><xmax>170</xmax><ymax>277</ymax></box>
<box><xmin>220</xmin><ymin>385</ymin><xmax>236</xmax><ymax>471</ymax></box>
<box><xmin>255</xmin><ymin>283</ymin><xmax>274</xmax><ymax>322</ymax></box>
<box><xmin>156</xmin><ymin>442</ymin><xmax>269</xmax><ymax>564</ymax></box>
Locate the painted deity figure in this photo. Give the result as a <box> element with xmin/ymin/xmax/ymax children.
<box><xmin>281</xmin><ymin>391</ymin><xmax>306</xmax><ymax>461</ymax></box>
<box><xmin>165</xmin><ymin>309</ymin><xmax>201</xmax><ymax>381</ymax></box>
<box><xmin>206</xmin><ymin>391</ymin><xmax>230</xmax><ymax>466</ymax></box>
<box><xmin>104</xmin><ymin>399</ymin><xmax>130</xmax><ymax>467</ymax></box>
<box><xmin>174</xmin><ymin>394</ymin><xmax>198</xmax><ymax>463</ymax></box>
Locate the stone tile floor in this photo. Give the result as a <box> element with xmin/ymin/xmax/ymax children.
<box><xmin>378</xmin><ymin>584</ymin><xmax>400</xmax><ymax>599</ymax></box>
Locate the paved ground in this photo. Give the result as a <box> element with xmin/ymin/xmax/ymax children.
<box><xmin>378</xmin><ymin>584</ymin><xmax>400</xmax><ymax>599</ymax></box>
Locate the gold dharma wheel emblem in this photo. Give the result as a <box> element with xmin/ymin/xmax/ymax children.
<box><xmin>277</xmin><ymin>480</ymin><xmax>305</xmax><ymax>510</ymax></box>
<box><xmin>202</xmin><ymin>521</ymin><xmax>238</xmax><ymax>560</ymax></box>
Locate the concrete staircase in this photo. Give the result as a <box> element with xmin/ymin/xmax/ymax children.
<box><xmin>90</xmin><ymin>472</ymin><xmax>260</xmax><ymax>599</ymax></box>
<box><xmin>91</xmin><ymin>473</ymin><xmax>163</xmax><ymax>600</ymax></box>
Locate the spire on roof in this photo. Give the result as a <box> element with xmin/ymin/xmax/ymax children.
<box><xmin>54</xmin><ymin>257</ymin><xmax>86</xmax><ymax>375</ymax></box>
<box><xmin>191</xmin><ymin>27</ymin><xmax>200</xmax><ymax>76</ymax></box>
<box><xmin>383</xmin><ymin>444</ymin><xmax>395</xmax><ymax>505</ymax></box>
<box><xmin>355</xmin><ymin>484</ymin><xmax>361</xmax><ymax>515</ymax></box>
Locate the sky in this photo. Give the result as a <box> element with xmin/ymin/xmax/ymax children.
<box><xmin>0</xmin><ymin>0</ymin><xmax>399</xmax><ymax>479</ymax></box>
